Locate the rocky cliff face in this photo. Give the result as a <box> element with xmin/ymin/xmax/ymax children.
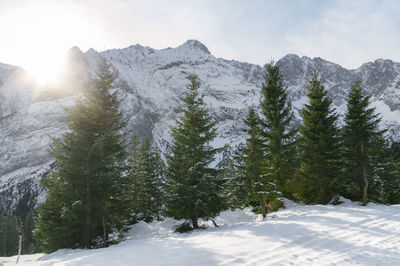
<box><xmin>1</xmin><ymin>40</ymin><xmax>400</xmax><ymax>214</ymax></box>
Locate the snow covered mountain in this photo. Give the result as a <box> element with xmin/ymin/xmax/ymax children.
<box><xmin>1</xmin><ymin>40</ymin><xmax>400</xmax><ymax>215</ymax></box>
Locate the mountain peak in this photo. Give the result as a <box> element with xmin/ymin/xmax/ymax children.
<box><xmin>65</xmin><ymin>46</ymin><xmax>87</xmax><ymax>67</ymax></box>
<box><xmin>179</xmin><ymin>40</ymin><xmax>210</xmax><ymax>55</ymax></box>
<box><xmin>86</xmin><ymin>47</ymin><xmax>97</xmax><ymax>54</ymax></box>
<box><xmin>281</xmin><ymin>54</ymin><xmax>301</xmax><ymax>61</ymax></box>
<box><xmin>67</xmin><ymin>46</ymin><xmax>84</xmax><ymax>58</ymax></box>
<box><xmin>277</xmin><ymin>54</ymin><xmax>303</xmax><ymax>66</ymax></box>
<box><xmin>374</xmin><ymin>58</ymin><xmax>394</xmax><ymax>65</ymax></box>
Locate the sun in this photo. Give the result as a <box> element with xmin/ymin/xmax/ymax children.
<box><xmin>0</xmin><ymin>1</ymin><xmax>102</xmax><ymax>85</ymax></box>
<box><xmin>23</xmin><ymin>48</ymin><xmax>65</xmax><ymax>85</ymax></box>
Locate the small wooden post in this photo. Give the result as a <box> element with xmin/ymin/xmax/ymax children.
<box><xmin>16</xmin><ymin>235</ymin><xmax>22</xmax><ymax>264</ymax></box>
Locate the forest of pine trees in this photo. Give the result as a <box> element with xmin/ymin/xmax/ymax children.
<box><xmin>0</xmin><ymin>213</ymin><xmax>19</xmax><ymax>257</ymax></box>
<box><xmin>2</xmin><ymin>60</ymin><xmax>399</xmax><ymax>256</ymax></box>
<box><xmin>226</xmin><ymin>64</ymin><xmax>400</xmax><ymax>209</ymax></box>
<box><xmin>0</xmin><ymin>209</ymin><xmax>39</xmax><ymax>257</ymax></box>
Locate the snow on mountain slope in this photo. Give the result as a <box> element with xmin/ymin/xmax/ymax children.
<box><xmin>0</xmin><ymin>63</ymin><xmax>36</xmax><ymax>118</ymax></box>
<box><xmin>3</xmin><ymin>201</ymin><xmax>400</xmax><ymax>265</ymax></box>
<box><xmin>1</xmin><ymin>40</ymin><xmax>400</xmax><ymax>213</ymax></box>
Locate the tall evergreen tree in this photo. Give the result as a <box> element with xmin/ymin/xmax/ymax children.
<box><xmin>237</xmin><ymin>107</ymin><xmax>274</xmax><ymax>217</ymax></box>
<box><xmin>260</xmin><ymin>63</ymin><xmax>297</xmax><ymax>196</ymax></box>
<box><xmin>35</xmin><ymin>59</ymin><xmax>129</xmax><ymax>253</ymax></box>
<box><xmin>165</xmin><ymin>76</ymin><xmax>225</xmax><ymax>229</ymax></box>
<box><xmin>298</xmin><ymin>75</ymin><xmax>342</xmax><ymax>204</ymax></box>
<box><xmin>0</xmin><ymin>213</ymin><xmax>6</xmax><ymax>256</ymax></box>
<box><xmin>225</xmin><ymin>108</ymin><xmax>264</xmax><ymax>211</ymax></box>
<box><xmin>381</xmin><ymin>141</ymin><xmax>400</xmax><ymax>204</ymax></box>
<box><xmin>375</xmin><ymin>141</ymin><xmax>399</xmax><ymax>204</ymax></box>
<box><xmin>224</xmin><ymin>147</ymin><xmax>247</xmax><ymax>209</ymax></box>
<box><xmin>7</xmin><ymin>215</ymin><xmax>19</xmax><ymax>256</ymax></box>
<box><xmin>128</xmin><ymin>137</ymin><xmax>164</xmax><ymax>222</ymax></box>
<box><xmin>22</xmin><ymin>209</ymin><xmax>39</xmax><ymax>254</ymax></box>
<box><xmin>0</xmin><ymin>214</ymin><xmax>6</xmax><ymax>256</ymax></box>
<box><xmin>0</xmin><ymin>214</ymin><xmax>19</xmax><ymax>256</ymax></box>
<box><xmin>343</xmin><ymin>81</ymin><xmax>386</xmax><ymax>205</ymax></box>
<box><xmin>127</xmin><ymin>134</ymin><xmax>140</xmax><ymax>220</ymax></box>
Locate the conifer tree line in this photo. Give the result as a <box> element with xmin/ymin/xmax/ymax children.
<box><xmin>228</xmin><ymin>64</ymin><xmax>399</xmax><ymax>210</ymax></box>
<box><xmin>27</xmin><ymin>59</ymin><xmax>400</xmax><ymax>254</ymax></box>
<box><xmin>0</xmin><ymin>209</ymin><xmax>39</xmax><ymax>256</ymax></box>
<box><xmin>127</xmin><ymin>136</ymin><xmax>164</xmax><ymax>223</ymax></box>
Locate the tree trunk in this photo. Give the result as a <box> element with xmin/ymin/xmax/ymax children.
<box><xmin>260</xmin><ymin>198</ymin><xmax>266</xmax><ymax>219</ymax></box>
<box><xmin>103</xmin><ymin>217</ymin><xmax>107</xmax><ymax>244</ymax></box>
<box><xmin>361</xmin><ymin>142</ymin><xmax>368</xmax><ymax>206</ymax></box>
<box><xmin>318</xmin><ymin>185</ymin><xmax>327</xmax><ymax>204</ymax></box>
<box><xmin>192</xmin><ymin>217</ymin><xmax>199</xmax><ymax>229</ymax></box>
<box><xmin>103</xmin><ymin>203</ymin><xmax>107</xmax><ymax>244</ymax></box>
<box><xmin>4</xmin><ymin>228</ymin><xmax>7</xmax><ymax>256</ymax></box>
<box><xmin>362</xmin><ymin>179</ymin><xmax>368</xmax><ymax>206</ymax></box>
<box><xmin>85</xmin><ymin>172</ymin><xmax>91</xmax><ymax>247</ymax></box>
<box><xmin>16</xmin><ymin>235</ymin><xmax>22</xmax><ymax>264</ymax></box>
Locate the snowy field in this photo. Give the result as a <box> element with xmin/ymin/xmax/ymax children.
<box><xmin>2</xmin><ymin>199</ymin><xmax>400</xmax><ymax>266</ymax></box>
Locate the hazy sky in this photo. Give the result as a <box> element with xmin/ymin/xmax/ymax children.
<box><xmin>0</xmin><ymin>0</ymin><xmax>399</xmax><ymax>73</ymax></box>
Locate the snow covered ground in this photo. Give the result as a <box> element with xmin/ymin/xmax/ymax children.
<box><xmin>2</xmin><ymin>199</ymin><xmax>400</xmax><ymax>266</ymax></box>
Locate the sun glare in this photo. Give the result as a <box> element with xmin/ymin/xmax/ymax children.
<box><xmin>24</xmin><ymin>51</ymin><xmax>65</xmax><ymax>85</ymax></box>
<box><xmin>0</xmin><ymin>1</ymin><xmax>102</xmax><ymax>85</ymax></box>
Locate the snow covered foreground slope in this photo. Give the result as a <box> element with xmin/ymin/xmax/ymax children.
<box><xmin>3</xmin><ymin>201</ymin><xmax>400</xmax><ymax>266</ymax></box>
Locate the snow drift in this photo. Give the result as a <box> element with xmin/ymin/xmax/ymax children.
<box><xmin>2</xmin><ymin>200</ymin><xmax>400</xmax><ymax>265</ymax></box>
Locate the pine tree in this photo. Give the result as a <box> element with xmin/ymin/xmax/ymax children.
<box><xmin>238</xmin><ymin>107</ymin><xmax>272</xmax><ymax>217</ymax></box>
<box><xmin>375</xmin><ymin>141</ymin><xmax>399</xmax><ymax>204</ymax></box>
<box><xmin>127</xmin><ymin>134</ymin><xmax>140</xmax><ymax>221</ymax></box>
<box><xmin>129</xmin><ymin>135</ymin><xmax>140</xmax><ymax>169</ymax></box>
<box><xmin>22</xmin><ymin>209</ymin><xmax>39</xmax><ymax>254</ymax></box>
<box><xmin>225</xmin><ymin>145</ymin><xmax>250</xmax><ymax>209</ymax></box>
<box><xmin>0</xmin><ymin>214</ymin><xmax>5</xmax><ymax>256</ymax></box>
<box><xmin>381</xmin><ymin>141</ymin><xmax>400</xmax><ymax>204</ymax></box>
<box><xmin>1</xmin><ymin>214</ymin><xmax>19</xmax><ymax>256</ymax></box>
<box><xmin>343</xmin><ymin>81</ymin><xmax>386</xmax><ymax>205</ymax></box>
<box><xmin>128</xmin><ymin>136</ymin><xmax>164</xmax><ymax>222</ymax></box>
<box><xmin>34</xmin><ymin>172</ymin><xmax>79</xmax><ymax>252</ymax></box>
<box><xmin>298</xmin><ymin>75</ymin><xmax>342</xmax><ymax>204</ymax></box>
<box><xmin>260</xmin><ymin>63</ymin><xmax>297</xmax><ymax>196</ymax></box>
<box><xmin>35</xmin><ymin>59</ymin><xmax>129</xmax><ymax>253</ymax></box>
<box><xmin>225</xmin><ymin>108</ymin><xmax>264</xmax><ymax>211</ymax></box>
<box><xmin>165</xmin><ymin>76</ymin><xmax>225</xmax><ymax>230</ymax></box>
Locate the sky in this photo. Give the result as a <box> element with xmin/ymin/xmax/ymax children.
<box><xmin>0</xmin><ymin>0</ymin><xmax>399</xmax><ymax>80</ymax></box>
